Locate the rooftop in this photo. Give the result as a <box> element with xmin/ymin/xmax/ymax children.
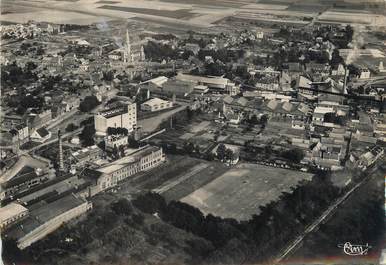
<box><xmin>142</xmin><ymin>98</ymin><xmax>171</xmax><ymax>106</ymax></box>
<box><xmin>7</xmin><ymin>194</ymin><xmax>86</xmax><ymax>239</ymax></box>
<box><xmin>176</xmin><ymin>73</ymin><xmax>230</xmax><ymax>86</ymax></box>
<box><xmin>36</xmin><ymin>127</ymin><xmax>50</xmax><ymax>138</ymax></box>
<box><xmin>72</xmin><ymin>145</ymin><xmax>101</xmax><ymax>160</ymax></box>
<box><xmin>314</xmin><ymin>106</ymin><xmax>334</xmax><ymax>114</ymax></box>
<box><xmin>2</xmin><ymin>166</ymin><xmax>39</xmax><ymax>189</ymax></box>
<box><xmin>0</xmin><ymin>203</ymin><xmax>28</xmax><ymax>224</ymax></box>
<box><xmin>99</xmin><ymin>106</ymin><xmax>128</xmax><ymax>119</ymax></box>
<box><xmin>97</xmin><ymin>146</ymin><xmax>160</xmax><ymax>175</ymax></box>
<box><xmin>141</xmin><ymin>76</ymin><xmax>169</xmax><ymax>87</ymax></box>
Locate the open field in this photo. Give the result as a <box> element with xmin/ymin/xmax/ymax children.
<box><xmin>319</xmin><ymin>10</ymin><xmax>386</xmax><ymax>25</ymax></box>
<box><xmin>1</xmin><ymin>0</ymin><xmax>385</xmax><ymax>29</ymax></box>
<box><xmin>155</xmin><ymin>160</ymin><xmax>229</xmax><ymax>202</ymax></box>
<box><xmin>181</xmin><ymin>163</ymin><xmax>313</xmax><ymax>221</ymax></box>
<box><xmin>98</xmin><ymin>5</ymin><xmax>195</xmax><ymax>19</ymax></box>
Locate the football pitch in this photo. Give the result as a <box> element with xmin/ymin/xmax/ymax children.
<box><xmin>181</xmin><ymin>163</ymin><xmax>313</xmax><ymax>221</ymax></box>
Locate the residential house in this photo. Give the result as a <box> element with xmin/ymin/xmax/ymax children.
<box><xmin>357</xmin><ymin>146</ymin><xmax>384</xmax><ymax>170</ymax></box>
<box><xmin>9</xmin><ymin>124</ymin><xmax>29</xmax><ymax>145</ymax></box>
<box><xmin>30</xmin><ymin>127</ymin><xmax>51</xmax><ymax>143</ymax></box>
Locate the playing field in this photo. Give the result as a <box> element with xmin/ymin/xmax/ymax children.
<box><xmin>181</xmin><ymin>163</ymin><xmax>313</xmax><ymax>221</ymax></box>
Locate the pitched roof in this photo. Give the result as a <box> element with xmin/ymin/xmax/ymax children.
<box><xmin>236</xmin><ymin>97</ymin><xmax>248</xmax><ymax>107</ymax></box>
<box><xmin>297</xmin><ymin>76</ymin><xmax>312</xmax><ymax>89</ymax></box>
<box><xmin>297</xmin><ymin>103</ymin><xmax>311</xmax><ymax>114</ymax></box>
<box><xmin>281</xmin><ymin>102</ymin><xmax>293</xmax><ymax>112</ymax></box>
<box><xmin>222</xmin><ymin>95</ymin><xmax>234</xmax><ymax>104</ymax></box>
<box><xmin>36</xmin><ymin>127</ymin><xmax>50</xmax><ymax>138</ymax></box>
<box><xmin>267</xmin><ymin>99</ymin><xmax>279</xmax><ymax>110</ymax></box>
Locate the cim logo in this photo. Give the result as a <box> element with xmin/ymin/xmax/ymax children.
<box><xmin>338</xmin><ymin>242</ymin><xmax>372</xmax><ymax>256</ymax></box>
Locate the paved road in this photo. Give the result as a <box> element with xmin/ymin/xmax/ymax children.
<box><xmin>274</xmin><ymin>161</ymin><xmax>384</xmax><ymax>264</ymax></box>
<box><xmin>46</xmin><ymin>108</ymin><xmax>78</xmax><ymax>130</ymax></box>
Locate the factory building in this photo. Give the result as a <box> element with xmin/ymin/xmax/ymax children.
<box><xmin>95</xmin><ymin>102</ymin><xmax>137</xmax><ymax>135</ymax></box>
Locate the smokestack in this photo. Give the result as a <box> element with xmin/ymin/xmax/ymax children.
<box><xmin>343</xmin><ymin>65</ymin><xmax>348</xmax><ymax>94</ymax></box>
<box><xmin>58</xmin><ymin>130</ymin><xmax>64</xmax><ymax>171</ymax></box>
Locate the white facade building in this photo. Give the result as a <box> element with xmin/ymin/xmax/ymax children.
<box><xmin>93</xmin><ymin>146</ymin><xmax>165</xmax><ymax>193</ymax></box>
<box><xmin>141</xmin><ymin>98</ymin><xmax>173</xmax><ymax>112</ymax></box>
<box><xmin>0</xmin><ymin>203</ymin><xmax>29</xmax><ymax>230</ymax></box>
<box><xmin>95</xmin><ymin>102</ymin><xmax>137</xmax><ymax>135</ymax></box>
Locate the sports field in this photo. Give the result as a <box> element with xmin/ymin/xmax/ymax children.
<box><xmin>181</xmin><ymin>163</ymin><xmax>313</xmax><ymax>221</ymax></box>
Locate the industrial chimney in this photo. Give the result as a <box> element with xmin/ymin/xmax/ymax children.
<box><xmin>58</xmin><ymin>130</ymin><xmax>64</xmax><ymax>171</ymax></box>
<box><xmin>343</xmin><ymin>65</ymin><xmax>348</xmax><ymax>94</ymax></box>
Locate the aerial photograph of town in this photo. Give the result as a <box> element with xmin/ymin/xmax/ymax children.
<box><xmin>0</xmin><ymin>0</ymin><xmax>385</xmax><ymax>264</ymax></box>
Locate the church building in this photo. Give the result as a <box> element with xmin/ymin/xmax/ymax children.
<box><xmin>108</xmin><ymin>30</ymin><xmax>145</xmax><ymax>63</ymax></box>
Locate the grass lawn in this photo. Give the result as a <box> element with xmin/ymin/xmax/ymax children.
<box><xmin>181</xmin><ymin>163</ymin><xmax>313</xmax><ymax>221</ymax></box>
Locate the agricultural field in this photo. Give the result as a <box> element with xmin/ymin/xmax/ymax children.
<box><xmin>318</xmin><ymin>10</ymin><xmax>386</xmax><ymax>26</ymax></box>
<box><xmin>181</xmin><ymin>163</ymin><xmax>313</xmax><ymax>220</ymax></box>
<box><xmin>2</xmin><ymin>0</ymin><xmax>385</xmax><ymax>29</ymax></box>
<box><xmin>97</xmin><ymin>5</ymin><xmax>195</xmax><ymax>19</ymax></box>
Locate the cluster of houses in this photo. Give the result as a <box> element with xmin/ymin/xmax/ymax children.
<box><xmin>1</xmin><ymin>22</ymin><xmax>62</xmax><ymax>39</ymax></box>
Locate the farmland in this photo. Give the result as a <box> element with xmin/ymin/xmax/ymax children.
<box><xmin>1</xmin><ymin>0</ymin><xmax>385</xmax><ymax>29</ymax></box>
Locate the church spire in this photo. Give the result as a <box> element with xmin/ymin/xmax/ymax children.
<box><xmin>125</xmin><ymin>29</ymin><xmax>132</xmax><ymax>63</ymax></box>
